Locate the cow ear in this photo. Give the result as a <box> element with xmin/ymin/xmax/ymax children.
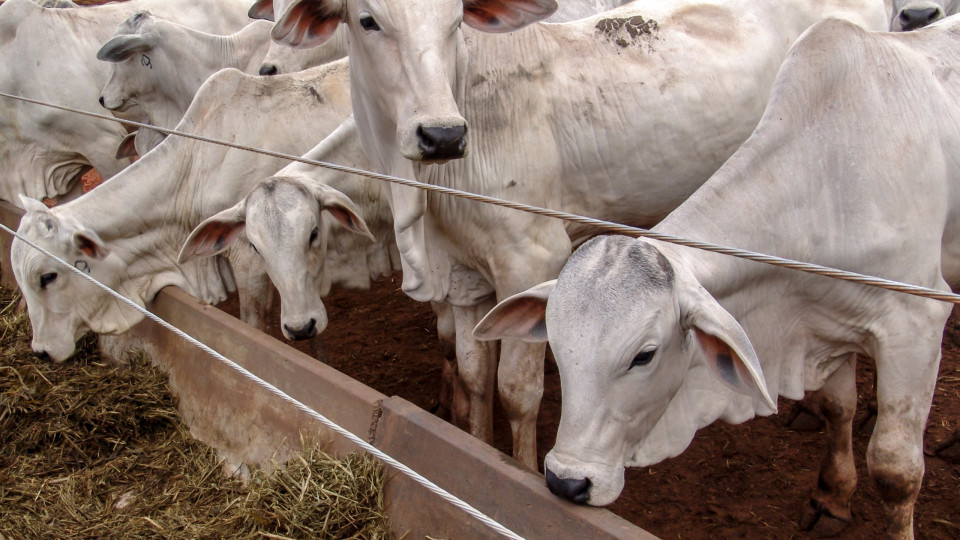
<box><xmin>307</xmin><ymin>181</ymin><xmax>374</xmax><ymax>241</ymax></box>
<box><xmin>463</xmin><ymin>0</ymin><xmax>557</xmax><ymax>33</ymax></box>
<box><xmin>178</xmin><ymin>203</ymin><xmax>247</xmax><ymax>263</ymax></box>
<box><xmin>72</xmin><ymin>230</ymin><xmax>109</xmax><ymax>260</ymax></box>
<box><xmin>18</xmin><ymin>195</ymin><xmax>51</xmax><ymax>214</ymax></box>
<box><xmin>272</xmin><ymin>0</ymin><xmax>345</xmax><ymax>49</ymax></box>
<box><xmin>248</xmin><ymin>0</ymin><xmax>275</xmax><ymax>21</ymax></box>
<box><xmin>474</xmin><ymin>280</ymin><xmax>555</xmax><ymax>342</ymax></box>
<box><xmin>115</xmin><ymin>132</ymin><xmax>139</xmax><ymax>159</ymax></box>
<box><xmin>679</xmin><ymin>282</ymin><xmax>776</xmax><ymax>412</ymax></box>
<box><xmin>97</xmin><ymin>34</ymin><xmax>154</xmax><ymax>62</ymax></box>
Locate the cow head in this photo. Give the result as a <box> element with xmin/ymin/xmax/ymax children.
<box><xmin>474</xmin><ymin>235</ymin><xmax>775</xmax><ymax>506</ymax></box>
<box><xmin>12</xmin><ymin>196</ymin><xmax>138</xmax><ymax>362</ymax></box>
<box><xmin>889</xmin><ymin>0</ymin><xmax>959</xmax><ymax>30</ymax></box>
<box><xmin>272</xmin><ymin>0</ymin><xmax>557</xmax><ymax>163</ymax></box>
<box><xmin>97</xmin><ymin>12</ymin><xmax>160</xmax><ymax>114</ymax></box>
<box><xmin>178</xmin><ymin>175</ymin><xmax>372</xmax><ymax>341</ymax></box>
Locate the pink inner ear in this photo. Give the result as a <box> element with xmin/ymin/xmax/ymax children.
<box><xmin>696</xmin><ymin>329</ymin><xmax>752</xmax><ymax>390</ymax></box>
<box><xmin>464</xmin><ymin>0</ymin><xmax>555</xmax><ymax>31</ymax></box>
<box><xmin>76</xmin><ymin>236</ymin><xmax>101</xmax><ymax>259</ymax></box>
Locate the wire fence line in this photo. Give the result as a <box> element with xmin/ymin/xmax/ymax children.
<box><xmin>1</xmin><ymin>89</ymin><xmax>956</xmax><ymax>305</ymax></box>
<box><xmin>0</xmin><ymin>220</ymin><xmax>527</xmax><ymax>540</ymax></box>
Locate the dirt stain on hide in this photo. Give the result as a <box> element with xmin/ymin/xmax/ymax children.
<box><xmin>595</xmin><ymin>15</ymin><xmax>658</xmax><ymax>48</ymax></box>
<box><xmin>309</xmin><ymin>86</ymin><xmax>325</xmax><ymax>104</ymax></box>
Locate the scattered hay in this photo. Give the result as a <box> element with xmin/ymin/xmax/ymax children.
<box><xmin>0</xmin><ymin>286</ymin><xmax>392</xmax><ymax>539</ymax></box>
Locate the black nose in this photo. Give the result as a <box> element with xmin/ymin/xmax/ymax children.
<box><xmin>899</xmin><ymin>7</ymin><xmax>940</xmax><ymax>30</ymax></box>
<box><xmin>98</xmin><ymin>96</ymin><xmax>105</xmax><ymax>107</ymax></box>
<box><xmin>416</xmin><ymin>125</ymin><xmax>467</xmax><ymax>161</ymax></box>
<box><xmin>32</xmin><ymin>350</ymin><xmax>52</xmax><ymax>362</ymax></box>
<box><xmin>258</xmin><ymin>63</ymin><xmax>279</xmax><ymax>76</ymax></box>
<box><xmin>545</xmin><ymin>467</ymin><xmax>592</xmax><ymax>505</ymax></box>
<box><xmin>284</xmin><ymin>318</ymin><xmax>317</xmax><ymax>340</ymax></box>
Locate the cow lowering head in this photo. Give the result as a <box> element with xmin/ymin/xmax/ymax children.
<box><xmin>889</xmin><ymin>0</ymin><xmax>959</xmax><ymax>30</ymax></box>
<box><xmin>12</xmin><ymin>196</ymin><xmax>138</xmax><ymax>362</ymax></box>
<box><xmin>474</xmin><ymin>235</ymin><xmax>775</xmax><ymax>505</ymax></box>
<box><xmin>178</xmin><ymin>176</ymin><xmax>372</xmax><ymax>341</ymax></box>
<box><xmin>271</xmin><ymin>0</ymin><xmax>557</xmax><ymax>163</ymax></box>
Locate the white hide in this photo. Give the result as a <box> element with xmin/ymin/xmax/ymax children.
<box><xmin>0</xmin><ymin>0</ymin><xmax>252</xmax><ymax>206</ymax></box>
<box><xmin>12</xmin><ymin>62</ymin><xmax>355</xmax><ymax>362</ymax></box>
<box><xmin>97</xmin><ymin>12</ymin><xmax>273</xmax><ymax>156</ymax></box>
<box><xmin>477</xmin><ymin>17</ymin><xmax>960</xmax><ymax>538</ymax></box>
<box><xmin>889</xmin><ymin>0</ymin><xmax>960</xmax><ymax>29</ymax></box>
<box><xmin>272</xmin><ymin>0</ymin><xmax>888</xmax><ymax>468</ymax></box>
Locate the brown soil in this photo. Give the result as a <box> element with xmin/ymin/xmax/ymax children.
<box><xmin>216</xmin><ymin>271</ymin><xmax>960</xmax><ymax>540</ymax></box>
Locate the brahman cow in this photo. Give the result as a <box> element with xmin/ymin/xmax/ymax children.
<box><xmin>475</xmin><ymin>16</ymin><xmax>960</xmax><ymax>539</ymax></box>
<box><xmin>890</xmin><ymin>0</ymin><xmax>959</xmax><ymax>29</ymax></box>
<box><xmin>11</xmin><ymin>61</ymin><xmax>376</xmax><ymax>362</ymax></box>
<box><xmin>270</xmin><ymin>0</ymin><xmax>887</xmax><ymax>468</ymax></box>
<box><xmin>0</xmin><ymin>0</ymin><xmax>252</xmax><ymax>206</ymax></box>
<box><xmin>97</xmin><ymin>12</ymin><xmax>274</xmax><ymax>156</ymax></box>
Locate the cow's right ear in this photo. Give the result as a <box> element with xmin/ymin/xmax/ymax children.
<box><xmin>272</xmin><ymin>0</ymin><xmax>345</xmax><ymax>49</ymax></box>
<box><xmin>473</xmin><ymin>280</ymin><xmax>555</xmax><ymax>342</ymax></box>
<box><xmin>463</xmin><ymin>0</ymin><xmax>557</xmax><ymax>33</ymax></box>
<box><xmin>19</xmin><ymin>195</ymin><xmax>51</xmax><ymax>214</ymax></box>
<box><xmin>115</xmin><ymin>132</ymin><xmax>138</xmax><ymax>159</ymax></box>
<box><xmin>248</xmin><ymin>0</ymin><xmax>275</xmax><ymax>21</ymax></box>
<box><xmin>178</xmin><ymin>203</ymin><xmax>247</xmax><ymax>263</ymax></box>
<box><xmin>97</xmin><ymin>34</ymin><xmax>154</xmax><ymax>62</ymax></box>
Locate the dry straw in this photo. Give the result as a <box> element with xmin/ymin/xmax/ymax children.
<box><xmin>0</xmin><ymin>286</ymin><xmax>392</xmax><ymax>539</ymax></box>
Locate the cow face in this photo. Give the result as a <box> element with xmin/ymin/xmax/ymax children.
<box><xmin>97</xmin><ymin>12</ymin><xmax>159</xmax><ymax>113</ymax></box>
<box><xmin>179</xmin><ymin>176</ymin><xmax>372</xmax><ymax>341</ymax></box>
<box><xmin>474</xmin><ymin>236</ymin><xmax>775</xmax><ymax>506</ymax></box>
<box><xmin>12</xmin><ymin>197</ymin><xmax>134</xmax><ymax>362</ymax></box>
<box><xmin>889</xmin><ymin>0</ymin><xmax>959</xmax><ymax>30</ymax></box>
<box><xmin>272</xmin><ymin>0</ymin><xmax>557</xmax><ymax>163</ymax></box>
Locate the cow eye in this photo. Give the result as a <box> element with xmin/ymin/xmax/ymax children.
<box><xmin>309</xmin><ymin>226</ymin><xmax>319</xmax><ymax>245</ymax></box>
<box><xmin>359</xmin><ymin>14</ymin><xmax>380</xmax><ymax>31</ymax></box>
<box><xmin>629</xmin><ymin>349</ymin><xmax>656</xmax><ymax>370</ymax></box>
<box><xmin>39</xmin><ymin>272</ymin><xmax>58</xmax><ymax>289</ymax></box>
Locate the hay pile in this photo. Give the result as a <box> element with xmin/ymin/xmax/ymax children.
<box><xmin>0</xmin><ymin>286</ymin><xmax>392</xmax><ymax>539</ymax></box>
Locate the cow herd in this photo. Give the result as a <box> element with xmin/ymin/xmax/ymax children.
<box><xmin>3</xmin><ymin>0</ymin><xmax>959</xmax><ymax>538</ymax></box>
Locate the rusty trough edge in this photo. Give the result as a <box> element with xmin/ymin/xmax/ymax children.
<box><xmin>0</xmin><ymin>201</ymin><xmax>653</xmax><ymax>540</ymax></box>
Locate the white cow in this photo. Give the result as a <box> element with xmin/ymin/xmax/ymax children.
<box><xmin>475</xmin><ymin>16</ymin><xmax>960</xmax><ymax>539</ymax></box>
<box><xmin>270</xmin><ymin>0</ymin><xmax>888</xmax><ymax>469</ymax></box>
<box><xmin>889</xmin><ymin>0</ymin><xmax>959</xmax><ymax>29</ymax></box>
<box><xmin>0</xmin><ymin>0</ymin><xmax>252</xmax><ymax>206</ymax></box>
<box><xmin>248</xmin><ymin>0</ymin><xmax>348</xmax><ymax>76</ymax></box>
<box><xmin>11</xmin><ymin>61</ymin><xmax>368</xmax><ymax>363</ymax></box>
<box><xmin>97</xmin><ymin>12</ymin><xmax>274</xmax><ymax>156</ymax></box>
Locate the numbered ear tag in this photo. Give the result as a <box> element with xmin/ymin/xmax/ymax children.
<box><xmin>74</xmin><ymin>260</ymin><xmax>90</xmax><ymax>274</ymax></box>
<box><xmin>141</xmin><ymin>54</ymin><xmax>152</xmax><ymax>69</ymax></box>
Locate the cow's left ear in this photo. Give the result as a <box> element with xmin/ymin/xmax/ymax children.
<box><xmin>72</xmin><ymin>230</ymin><xmax>109</xmax><ymax>260</ymax></box>
<box><xmin>178</xmin><ymin>203</ymin><xmax>247</xmax><ymax>263</ymax></box>
<box><xmin>248</xmin><ymin>0</ymin><xmax>275</xmax><ymax>21</ymax></box>
<box><xmin>679</xmin><ymin>281</ymin><xmax>777</xmax><ymax>412</ymax></box>
<box><xmin>473</xmin><ymin>280</ymin><xmax>555</xmax><ymax>342</ymax></box>
<box><xmin>463</xmin><ymin>0</ymin><xmax>557</xmax><ymax>33</ymax></box>
<box><xmin>306</xmin><ymin>180</ymin><xmax>375</xmax><ymax>241</ymax></box>
<box><xmin>115</xmin><ymin>132</ymin><xmax>138</xmax><ymax>159</ymax></box>
<box><xmin>97</xmin><ymin>34</ymin><xmax>154</xmax><ymax>62</ymax></box>
<box><xmin>272</xmin><ymin>0</ymin><xmax>345</xmax><ymax>49</ymax></box>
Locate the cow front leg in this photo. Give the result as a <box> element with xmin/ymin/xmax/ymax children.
<box><xmin>452</xmin><ymin>301</ymin><xmax>498</xmax><ymax>443</ymax></box>
<box><xmin>868</xmin><ymin>346</ymin><xmax>940</xmax><ymax>540</ymax></box>
<box><xmin>799</xmin><ymin>353</ymin><xmax>857</xmax><ymax>536</ymax></box>
<box><xmin>499</xmin><ymin>338</ymin><xmax>546</xmax><ymax>471</ymax></box>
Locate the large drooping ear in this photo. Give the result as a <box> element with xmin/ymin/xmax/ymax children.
<box><xmin>71</xmin><ymin>229</ymin><xmax>109</xmax><ymax>260</ymax></box>
<box><xmin>115</xmin><ymin>132</ymin><xmax>139</xmax><ymax>159</ymax></box>
<box><xmin>305</xmin><ymin>180</ymin><xmax>374</xmax><ymax>241</ymax></box>
<box><xmin>678</xmin><ymin>279</ymin><xmax>776</xmax><ymax>412</ymax></box>
<box><xmin>248</xmin><ymin>0</ymin><xmax>275</xmax><ymax>21</ymax></box>
<box><xmin>473</xmin><ymin>280</ymin><xmax>555</xmax><ymax>342</ymax></box>
<box><xmin>97</xmin><ymin>34</ymin><xmax>154</xmax><ymax>62</ymax></box>
<box><xmin>272</xmin><ymin>0</ymin><xmax>345</xmax><ymax>49</ymax></box>
<box><xmin>178</xmin><ymin>203</ymin><xmax>247</xmax><ymax>263</ymax></box>
<box><xmin>463</xmin><ymin>0</ymin><xmax>557</xmax><ymax>33</ymax></box>
<box><xmin>19</xmin><ymin>195</ymin><xmax>51</xmax><ymax>214</ymax></box>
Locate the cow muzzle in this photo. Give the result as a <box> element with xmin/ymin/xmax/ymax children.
<box><xmin>283</xmin><ymin>318</ymin><xmax>318</xmax><ymax>341</ymax></box>
<box><xmin>898</xmin><ymin>6</ymin><xmax>942</xmax><ymax>30</ymax></box>
<box><xmin>416</xmin><ymin>124</ymin><xmax>467</xmax><ymax>162</ymax></box>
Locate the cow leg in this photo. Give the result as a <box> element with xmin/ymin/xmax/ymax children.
<box><xmin>867</xmin><ymin>343</ymin><xmax>940</xmax><ymax>540</ymax></box>
<box><xmin>431</xmin><ymin>301</ymin><xmax>461</xmax><ymax>421</ymax></box>
<box><xmin>498</xmin><ymin>338</ymin><xmax>546</xmax><ymax>471</ymax></box>
<box><xmin>452</xmin><ymin>301</ymin><xmax>498</xmax><ymax>443</ymax></box>
<box><xmin>799</xmin><ymin>353</ymin><xmax>857</xmax><ymax>536</ymax></box>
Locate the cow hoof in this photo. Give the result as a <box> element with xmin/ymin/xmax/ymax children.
<box><xmin>799</xmin><ymin>499</ymin><xmax>852</xmax><ymax>537</ymax></box>
<box><xmin>785</xmin><ymin>401</ymin><xmax>824</xmax><ymax>431</ymax></box>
